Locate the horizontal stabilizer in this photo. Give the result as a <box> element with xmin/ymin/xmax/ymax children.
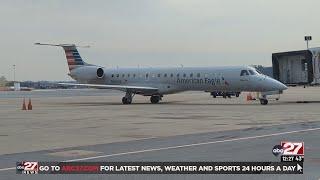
<box><xmin>35</xmin><ymin>42</ymin><xmax>91</xmax><ymax>71</ymax></box>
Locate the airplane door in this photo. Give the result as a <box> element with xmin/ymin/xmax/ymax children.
<box><xmin>240</xmin><ymin>70</ymin><xmax>250</xmax><ymax>89</ymax></box>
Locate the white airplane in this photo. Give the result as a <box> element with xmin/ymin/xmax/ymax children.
<box><xmin>35</xmin><ymin>43</ymin><xmax>287</xmax><ymax>105</ymax></box>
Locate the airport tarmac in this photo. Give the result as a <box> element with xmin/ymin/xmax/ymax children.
<box><xmin>0</xmin><ymin>86</ymin><xmax>320</xmax><ymax>179</ymax></box>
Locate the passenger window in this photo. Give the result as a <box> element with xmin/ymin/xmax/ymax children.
<box><xmin>197</xmin><ymin>73</ymin><xmax>200</xmax><ymax>78</ymax></box>
<box><xmin>190</xmin><ymin>73</ymin><xmax>193</xmax><ymax>77</ymax></box>
<box><xmin>122</xmin><ymin>74</ymin><xmax>125</xmax><ymax>78</ymax></box>
<box><xmin>240</xmin><ymin>70</ymin><xmax>249</xmax><ymax>76</ymax></box>
<box><xmin>164</xmin><ymin>73</ymin><xmax>167</xmax><ymax>77</ymax></box>
<box><xmin>183</xmin><ymin>73</ymin><xmax>186</xmax><ymax>78</ymax></box>
<box><xmin>133</xmin><ymin>74</ymin><xmax>136</xmax><ymax>78</ymax></box>
<box><xmin>127</xmin><ymin>74</ymin><xmax>130</xmax><ymax>77</ymax></box>
<box><xmin>116</xmin><ymin>74</ymin><xmax>119</xmax><ymax>78</ymax></box>
<box><xmin>170</xmin><ymin>73</ymin><xmax>173</xmax><ymax>78</ymax></box>
<box><xmin>177</xmin><ymin>74</ymin><xmax>180</xmax><ymax>77</ymax></box>
<box><xmin>146</xmin><ymin>73</ymin><xmax>149</xmax><ymax>78</ymax></box>
<box><xmin>111</xmin><ymin>74</ymin><xmax>114</xmax><ymax>78</ymax></box>
<box><xmin>157</xmin><ymin>74</ymin><xmax>161</xmax><ymax>78</ymax></box>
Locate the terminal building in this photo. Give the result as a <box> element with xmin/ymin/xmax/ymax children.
<box><xmin>272</xmin><ymin>47</ymin><xmax>320</xmax><ymax>85</ymax></box>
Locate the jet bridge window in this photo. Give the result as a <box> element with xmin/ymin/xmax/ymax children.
<box><xmin>240</xmin><ymin>70</ymin><xmax>249</xmax><ymax>76</ymax></box>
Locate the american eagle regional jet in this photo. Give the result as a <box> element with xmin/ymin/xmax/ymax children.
<box><xmin>35</xmin><ymin>43</ymin><xmax>287</xmax><ymax>105</ymax></box>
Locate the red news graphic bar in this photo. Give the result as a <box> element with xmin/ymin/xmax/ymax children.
<box><xmin>61</xmin><ymin>165</ymin><xmax>99</xmax><ymax>173</ymax></box>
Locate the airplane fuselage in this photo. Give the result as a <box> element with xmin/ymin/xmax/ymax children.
<box><xmin>71</xmin><ymin>65</ymin><xmax>287</xmax><ymax>96</ymax></box>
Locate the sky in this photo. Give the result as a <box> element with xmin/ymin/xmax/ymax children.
<box><xmin>0</xmin><ymin>0</ymin><xmax>319</xmax><ymax>81</ymax></box>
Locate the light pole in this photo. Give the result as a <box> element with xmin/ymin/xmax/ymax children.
<box><xmin>304</xmin><ymin>36</ymin><xmax>312</xmax><ymax>49</ymax></box>
<box><xmin>13</xmin><ymin>64</ymin><xmax>16</xmax><ymax>82</ymax></box>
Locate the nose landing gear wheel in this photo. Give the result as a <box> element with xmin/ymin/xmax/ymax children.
<box><xmin>150</xmin><ymin>96</ymin><xmax>160</xmax><ymax>104</ymax></box>
<box><xmin>260</xmin><ymin>99</ymin><xmax>268</xmax><ymax>105</ymax></box>
<box><xmin>122</xmin><ymin>97</ymin><xmax>132</xmax><ymax>104</ymax></box>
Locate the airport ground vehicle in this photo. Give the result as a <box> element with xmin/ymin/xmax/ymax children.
<box><xmin>210</xmin><ymin>91</ymin><xmax>240</xmax><ymax>98</ymax></box>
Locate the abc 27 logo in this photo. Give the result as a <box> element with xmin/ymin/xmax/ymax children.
<box><xmin>272</xmin><ymin>142</ymin><xmax>304</xmax><ymax>156</ymax></box>
<box><xmin>16</xmin><ymin>162</ymin><xmax>39</xmax><ymax>174</ymax></box>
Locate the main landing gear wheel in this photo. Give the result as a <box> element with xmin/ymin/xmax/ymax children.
<box><xmin>122</xmin><ymin>92</ymin><xmax>134</xmax><ymax>104</ymax></box>
<box><xmin>150</xmin><ymin>95</ymin><xmax>161</xmax><ymax>104</ymax></box>
<box><xmin>260</xmin><ymin>99</ymin><xmax>268</xmax><ymax>105</ymax></box>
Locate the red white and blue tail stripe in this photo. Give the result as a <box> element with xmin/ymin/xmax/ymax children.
<box><xmin>62</xmin><ymin>45</ymin><xmax>86</xmax><ymax>71</ymax></box>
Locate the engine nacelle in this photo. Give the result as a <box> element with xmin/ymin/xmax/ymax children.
<box><xmin>96</xmin><ymin>67</ymin><xmax>104</xmax><ymax>78</ymax></box>
<box><xmin>70</xmin><ymin>66</ymin><xmax>105</xmax><ymax>81</ymax></box>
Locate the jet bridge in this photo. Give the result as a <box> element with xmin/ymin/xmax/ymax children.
<box><xmin>272</xmin><ymin>47</ymin><xmax>320</xmax><ymax>85</ymax></box>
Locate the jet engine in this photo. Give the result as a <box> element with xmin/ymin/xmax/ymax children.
<box><xmin>69</xmin><ymin>66</ymin><xmax>105</xmax><ymax>81</ymax></box>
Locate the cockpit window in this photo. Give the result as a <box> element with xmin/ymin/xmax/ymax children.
<box><xmin>240</xmin><ymin>70</ymin><xmax>249</xmax><ymax>76</ymax></box>
<box><xmin>255</xmin><ymin>69</ymin><xmax>262</xmax><ymax>74</ymax></box>
<box><xmin>248</xmin><ymin>70</ymin><xmax>256</xmax><ymax>75</ymax></box>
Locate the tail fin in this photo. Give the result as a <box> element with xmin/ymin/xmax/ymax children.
<box><xmin>62</xmin><ymin>45</ymin><xmax>87</xmax><ymax>71</ymax></box>
<box><xmin>35</xmin><ymin>43</ymin><xmax>90</xmax><ymax>71</ymax></box>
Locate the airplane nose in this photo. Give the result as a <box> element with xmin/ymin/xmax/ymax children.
<box><xmin>264</xmin><ymin>77</ymin><xmax>288</xmax><ymax>91</ymax></box>
<box><xmin>276</xmin><ymin>81</ymin><xmax>288</xmax><ymax>90</ymax></box>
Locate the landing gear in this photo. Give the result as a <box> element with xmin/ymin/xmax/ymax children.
<box><xmin>122</xmin><ymin>97</ymin><xmax>132</xmax><ymax>104</ymax></box>
<box><xmin>150</xmin><ymin>95</ymin><xmax>161</xmax><ymax>104</ymax></box>
<box><xmin>259</xmin><ymin>95</ymin><xmax>268</xmax><ymax>105</ymax></box>
<box><xmin>260</xmin><ymin>99</ymin><xmax>268</xmax><ymax>105</ymax></box>
<box><xmin>122</xmin><ymin>92</ymin><xmax>134</xmax><ymax>104</ymax></box>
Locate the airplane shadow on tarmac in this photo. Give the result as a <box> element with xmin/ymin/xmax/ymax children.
<box><xmin>55</xmin><ymin>101</ymin><xmax>316</xmax><ymax>106</ymax></box>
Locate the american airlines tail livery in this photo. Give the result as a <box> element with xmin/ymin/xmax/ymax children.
<box><xmin>35</xmin><ymin>43</ymin><xmax>287</xmax><ymax>105</ymax></box>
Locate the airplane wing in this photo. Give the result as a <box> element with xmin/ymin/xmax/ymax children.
<box><xmin>58</xmin><ymin>83</ymin><xmax>158</xmax><ymax>93</ymax></box>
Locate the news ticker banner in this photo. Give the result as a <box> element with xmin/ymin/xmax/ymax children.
<box><xmin>16</xmin><ymin>162</ymin><xmax>303</xmax><ymax>174</ymax></box>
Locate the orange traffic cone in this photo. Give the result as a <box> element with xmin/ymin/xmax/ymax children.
<box><xmin>22</xmin><ymin>98</ymin><xmax>27</xmax><ymax>110</ymax></box>
<box><xmin>27</xmin><ymin>98</ymin><xmax>32</xmax><ymax>110</ymax></box>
